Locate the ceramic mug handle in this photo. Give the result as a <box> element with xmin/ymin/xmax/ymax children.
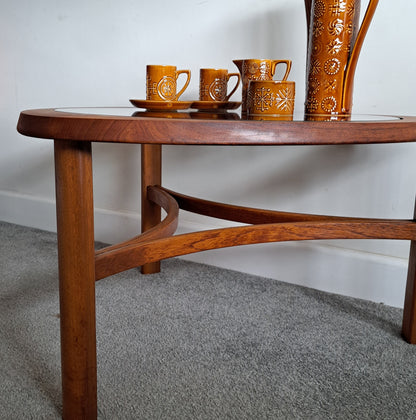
<box><xmin>225</xmin><ymin>73</ymin><xmax>241</xmax><ymax>101</ymax></box>
<box><xmin>271</xmin><ymin>60</ymin><xmax>292</xmax><ymax>81</ymax></box>
<box><xmin>174</xmin><ymin>70</ymin><xmax>191</xmax><ymax>100</ymax></box>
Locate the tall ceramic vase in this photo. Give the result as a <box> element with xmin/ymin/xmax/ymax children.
<box><xmin>304</xmin><ymin>0</ymin><xmax>379</xmax><ymax>119</ymax></box>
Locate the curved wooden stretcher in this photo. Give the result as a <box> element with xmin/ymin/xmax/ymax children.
<box><xmin>95</xmin><ymin>185</ymin><xmax>416</xmax><ymax>281</ymax></box>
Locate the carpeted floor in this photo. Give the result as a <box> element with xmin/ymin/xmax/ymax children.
<box><xmin>1</xmin><ymin>220</ymin><xmax>416</xmax><ymax>419</ymax></box>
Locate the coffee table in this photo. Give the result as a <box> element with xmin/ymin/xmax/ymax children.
<box><xmin>17</xmin><ymin>108</ymin><xmax>416</xmax><ymax>418</ymax></box>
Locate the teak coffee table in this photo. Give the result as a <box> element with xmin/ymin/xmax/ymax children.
<box><xmin>17</xmin><ymin>108</ymin><xmax>416</xmax><ymax>418</ymax></box>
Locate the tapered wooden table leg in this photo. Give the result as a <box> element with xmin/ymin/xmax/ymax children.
<box><xmin>403</xmin><ymin>202</ymin><xmax>416</xmax><ymax>343</ymax></box>
<box><xmin>403</xmin><ymin>241</ymin><xmax>416</xmax><ymax>343</ymax></box>
<box><xmin>141</xmin><ymin>144</ymin><xmax>162</xmax><ymax>274</ymax></box>
<box><xmin>54</xmin><ymin>140</ymin><xmax>97</xmax><ymax>419</ymax></box>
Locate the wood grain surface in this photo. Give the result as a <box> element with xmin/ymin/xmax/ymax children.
<box><xmin>17</xmin><ymin>108</ymin><xmax>416</xmax><ymax>145</ymax></box>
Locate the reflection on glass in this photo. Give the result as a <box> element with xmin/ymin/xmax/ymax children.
<box><xmin>189</xmin><ymin>111</ymin><xmax>240</xmax><ymax>120</ymax></box>
<box><xmin>245</xmin><ymin>114</ymin><xmax>294</xmax><ymax>121</ymax></box>
<box><xmin>132</xmin><ymin>110</ymin><xmax>240</xmax><ymax>120</ymax></box>
<box><xmin>131</xmin><ymin>110</ymin><xmax>191</xmax><ymax>119</ymax></box>
<box><xmin>304</xmin><ymin>113</ymin><xmax>351</xmax><ymax>122</ymax></box>
<box><xmin>54</xmin><ymin>108</ymin><xmax>400</xmax><ymax>122</ymax></box>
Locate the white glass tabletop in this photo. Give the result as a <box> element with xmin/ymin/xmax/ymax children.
<box><xmin>55</xmin><ymin>107</ymin><xmax>400</xmax><ymax>122</ymax></box>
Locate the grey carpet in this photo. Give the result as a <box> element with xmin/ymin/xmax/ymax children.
<box><xmin>1</xmin><ymin>221</ymin><xmax>416</xmax><ymax>419</ymax></box>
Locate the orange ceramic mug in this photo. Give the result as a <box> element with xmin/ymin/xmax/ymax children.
<box><xmin>233</xmin><ymin>59</ymin><xmax>292</xmax><ymax>113</ymax></box>
<box><xmin>146</xmin><ymin>65</ymin><xmax>191</xmax><ymax>101</ymax></box>
<box><xmin>199</xmin><ymin>68</ymin><xmax>241</xmax><ymax>102</ymax></box>
<box><xmin>246</xmin><ymin>80</ymin><xmax>295</xmax><ymax>116</ymax></box>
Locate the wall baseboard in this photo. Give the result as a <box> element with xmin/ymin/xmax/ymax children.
<box><xmin>1</xmin><ymin>190</ymin><xmax>408</xmax><ymax>308</ymax></box>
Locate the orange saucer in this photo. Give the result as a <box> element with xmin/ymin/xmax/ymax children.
<box><xmin>129</xmin><ymin>99</ymin><xmax>193</xmax><ymax>111</ymax></box>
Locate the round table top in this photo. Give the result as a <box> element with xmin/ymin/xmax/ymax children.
<box><xmin>17</xmin><ymin>107</ymin><xmax>416</xmax><ymax>146</ymax></box>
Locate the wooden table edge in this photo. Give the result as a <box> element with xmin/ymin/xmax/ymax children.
<box><xmin>17</xmin><ymin>108</ymin><xmax>416</xmax><ymax>145</ymax></box>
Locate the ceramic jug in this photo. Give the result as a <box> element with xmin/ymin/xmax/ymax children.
<box><xmin>304</xmin><ymin>0</ymin><xmax>378</xmax><ymax>117</ymax></box>
<box><xmin>233</xmin><ymin>59</ymin><xmax>292</xmax><ymax>115</ymax></box>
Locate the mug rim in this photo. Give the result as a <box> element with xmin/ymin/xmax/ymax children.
<box><xmin>233</xmin><ymin>58</ymin><xmax>279</xmax><ymax>61</ymax></box>
<box><xmin>146</xmin><ymin>64</ymin><xmax>177</xmax><ymax>69</ymax></box>
<box><xmin>248</xmin><ymin>80</ymin><xmax>295</xmax><ymax>85</ymax></box>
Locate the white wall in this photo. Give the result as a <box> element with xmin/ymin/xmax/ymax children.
<box><xmin>1</xmin><ymin>0</ymin><xmax>416</xmax><ymax>307</ymax></box>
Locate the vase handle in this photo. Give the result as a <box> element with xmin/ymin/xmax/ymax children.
<box><xmin>304</xmin><ymin>0</ymin><xmax>313</xmax><ymax>43</ymax></box>
<box><xmin>343</xmin><ymin>0</ymin><xmax>379</xmax><ymax>111</ymax></box>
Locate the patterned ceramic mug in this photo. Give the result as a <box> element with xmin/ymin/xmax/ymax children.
<box><xmin>246</xmin><ymin>80</ymin><xmax>295</xmax><ymax>116</ymax></box>
<box><xmin>199</xmin><ymin>69</ymin><xmax>241</xmax><ymax>102</ymax></box>
<box><xmin>146</xmin><ymin>65</ymin><xmax>191</xmax><ymax>101</ymax></box>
